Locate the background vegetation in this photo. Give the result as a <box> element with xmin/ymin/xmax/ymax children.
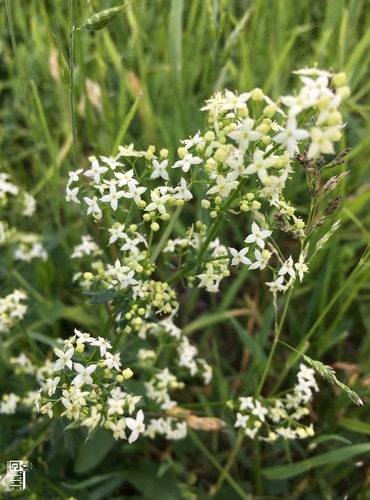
<box><xmin>1</xmin><ymin>0</ymin><xmax>369</xmax><ymax>498</ymax></box>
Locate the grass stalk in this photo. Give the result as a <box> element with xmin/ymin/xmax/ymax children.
<box><xmin>189</xmin><ymin>430</ymin><xmax>250</xmax><ymax>499</ymax></box>
<box><xmin>69</xmin><ymin>0</ymin><xmax>78</xmax><ymax>168</ymax></box>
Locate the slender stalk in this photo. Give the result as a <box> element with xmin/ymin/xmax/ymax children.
<box><xmin>149</xmin><ymin>204</ymin><xmax>184</xmax><ymax>264</ymax></box>
<box><xmin>5</xmin><ymin>0</ymin><xmax>26</xmax><ymax>99</ymax></box>
<box><xmin>214</xmin><ymin>433</ymin><xmax>244</xmax><ymax>494</ymax></box>
<box><xmin>197</xmin><ymin>177</ymin><xmax>248</xmax><ymax>263</ymax></box>
<box><xmin>188</xmin><ymin>430</ymin><xmax>250</xmax><ymax>499</ymax></box>
<box><xmin>256</xmin><ymin>286</ymin><xmax>293</xmax><ymax>396</ymax></box>
<box><xmin>69</xmin><ymin>0</ymin><xmax>78</xmax><ymax>167</ymax></box>
<box><xmin>12</xmin><ymin>269</ymin><xmax>45</xmax><ymax>303</ymax></box>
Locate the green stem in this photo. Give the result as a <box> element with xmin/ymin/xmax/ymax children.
<box><xmin>214</xmin><ymin>433</ymin><xmax>244</xmax><ymax>494</ymax></box>
<box><xmin>198</xmin><ymin>178</ymin><xmax>248</xmax><ymax>263</ymax></box>
<box><xmin>256</xmin><ymin>285</ymin><xmax>293</xmax><ymax>396</ymax></box>
<box><xmin>253</xmin><ymin>439</ymin><xmax>263</xmax><ymax>495</ymax></box>
<box><xmin>5</xmin><ymin>0</ymin><xmax>26</xmax><ymax>99</ymax></box>
<box><xmin>188</xmin><ymin>430</ymin><xmax>250</xmax><ymax>499</ymax></box>
<box><xmin>149</xmin><ymin>204</ymin><xmax>184</xmax><ymax>264</ymax></box>
<box><xmin>12</xmin><ymin>269</ymin><xmax>45</xmax><ymax>303</ymax></box>
<box><xmin>69</xmin><ymin>0</ymin><xmax>78</xmax><ymax>168</ymax></box>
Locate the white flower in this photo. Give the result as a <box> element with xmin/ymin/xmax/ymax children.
<box><xmin>53</xmin><ymin>347</ymin><xmax>74</xmax><ymax>371</ymax></box>
<box><xmin>227</xmin><ymin>117</ymin><xmax>262</xmax><ymax>150</ymax></box>
<box><xmin>66</xmin><ymin>186</ymin><xmax>80</xmax><ymax>204</ymax></box>
<box><xmin>151</xmin><ymin>159</ymin><xmax>169</xmax><ymax>181</ymax></box>
<box><xmin>100</xmin><ymin>184</ymin><xmax>125</xmax><ymax>211</ymax></box>
<box><xmin>107</xmin><ymin>418</ymin><xmax>127</xmax><ymax>440</ymax></box>
<box><xmin>206</xmin><ymin>174</ymin><xmax>238</xmax><ymax>198</ymax></box>
<box><xmin>244</xmin><ymin>222</ymin><xmax>272</xmax><ymax>249</ymax></box>
<box><xmin>235</xmin><ymin>412</ymin><xmax>249</xmax><ymax>428</ymax></box>
<box><xmin>278</xmin><ymin>256</ymin><xmax>296</xmax><ymax>279</ymax></box>
<box><xmin>125</xmin><ymin>409</ymin><xmax>145</xmax><ymax>443</ymax></box>
<box><xmin>174</xmin><ymin>178</ymin><xmax>193</xmax><ymax>201</ymax></box>
<box><xmin>114</xmin><ymin>169</ymin><xmax>137</xmax><ymax>187</ymax></box>
<box><xmin>84</xmin><ymin>159</ymin><xmax>108</xmax><ymax>184</ymax></box>
<box><xmin>294</xmin><ymin>254</ymin><xmax>309</xmax><ymax>282</ymax></box>
<box><xmin>307</xmin><ymin>127</ymin><xmax>337</xmax><ymax>158</ymax></box>
<box><xmin>46</xmin><ymin>376</ymin><xmax>60</xmax><ymax>396</ymax></box>
<box><xmin>229</xmin><ymin>247</ymin><xmax>251</xmax><ymax>266</ymax></box>
<box><xmin>265</xmin><ymin>275</ymin><xmax>287</xmax><ymax>293</ymax></box>
<box><xmin>251</xmin><ymin>400</ymin><xmax>268</xmax><ymax>422</ymax></box>
<box><xmin>82</xmin><ymin>407</ymin><xmax>102</xmax><ymax>429</ymax></box>
<box><xmin>71</xmin><ymin>363</ymin><xmax>97</xmax><ymax>386</ymax></box>
<box><xmin>75</xmin><ymin>328</ymin><xmax>92</xmax><ymax>345</ymax></box>
<box><xmin>145</xmin><ymin>191</ymin><xmax>171</xmax><ymax>216</ymax></box>
<box><xmin>249</xmin><ymin>248</ymin><xmax>271</xmax><ymax>270</ymax></box>
<box><xmin>172</xmin><ymin>153</ymin><xmax>202</xmax><ymax>173</ymax></box>
<box><xmin>91</xmin><ymin>337</ymin><xmax>112</xmax><ymax>356</ymax></box>
<box><xmin>123</xmin><ymin>183</ymin><xmax>147</xmax><ymax>206</ymax></box>
<box><xmin>244</xmin><ymin>148</ymin><xmax>275</xmax><ymax>183</ymax></box>
<box><xmin>83</xmin><ymin>196</ymin><xmax>102</xmax><ymax>217</ymax></box>
<box><xmin>273</xmin><ymin>117</ymin><xmax>310</xmax><ymax>157</ymax></box>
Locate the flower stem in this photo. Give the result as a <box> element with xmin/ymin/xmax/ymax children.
<box><xmin>188</xmin><ymin>430</ymin><xmax>250</xmax><ymax>499</ymax></box>
<box><xmin>256</xmin><ymin>286</ymin><xmax>293</xmax><ymax>396</ymax></box>
<box><xmin>69</xmin><ymin>0</ymin><xmax>78</xmax><ymax>168</ymax></box>
<box><xmin>214</xmin><ymin>433</ymin><xmax>244</xmax><ymax>494</ymax></box>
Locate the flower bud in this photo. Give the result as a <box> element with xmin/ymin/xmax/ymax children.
<box><xmin>122</xmin><ymin>368</ymin><xmax>134</xmax><ymax>379</ymax></box>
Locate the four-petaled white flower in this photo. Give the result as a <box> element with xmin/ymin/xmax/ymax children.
<box><xmin>46</xmin><ymin>376</ymin><xmax>60</xmax><ymax>396</ymax></box>
<box><xmin>125</xmin><ymin>409</ymin><xmax>145</xmax><ymax>443</ymax></box>
<box><xmin>91</xmin><ymin>336</ymin><xmax>112</xmax><ymax>356</ymax></box>
<box><xmin>84</xmin><ymin>159</ymin><xmax>108</xmax><ymax>184</ymax></box>
<box><xmin>72</xmin><ymin>363</ymin><xmax>97</xmax><ymax>386</ymax></box>
<box><xmin>244</xmin><ymin>222</ymin><xmax>272</xmax><ymax>249</ymax></box>
<box><xmin>273</xmin><ymin>117</ymin><xmax>310</xmax><ymax>157</ymax></box>
<box><xmin>278</xmin><ymin>255</ymin><xmax>296</xmax><ymax>279</ymax></box>
<box><xmin>151</xmin><ymin>159</ymin><xmax>169</xmax><ymax>181</ymax></box>
<box><xmin>295</xmin><ymin>254</ymin><xmax>309</xmax><ymax>281</ymax></box>
<box><xmin>229</xmin><ymin>247</ymin><xmax>251</xmax><ymax>266</ymax></box>
<box><xmin>244</xmin><ymin>148</ymin><xmax>275</xmax><ymax>183</ymax></box>
<box><xmin>53</xmin><ymin>347</ymin><xmax>74</xmax><ymax>371</ymax></box>
<box><xmin>227</xmin><ymin>117</ymin><xmax>262</xmax><ymax>151</ymax></box>
<box><xmin>145</xmin><ymin>191</ymin><xmax>171</xmax><ymax>215</ymax></box>
<box><xmin>172</xmin><ymin>153</ymin><xmax>202</xmax><ymax>173</ymax></box>
<box><xmin>100</xmin><ymin>184</ymin><xmax>125</xmax><ymax>211</ymax></box>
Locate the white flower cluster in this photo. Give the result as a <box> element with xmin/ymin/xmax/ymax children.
<box><xmin>0</xmin><ymin>289</ymin><xmax>28</xmax><ymax>333</ymax></box>
<box><xmin>0</xmin><ymin>167</ymin><xmax>46</xmax><ymax>261</ymax></box>
<box><xmin>70</xmin><ymin>234</ymin><xmax>103</xmax><ymax>259</ymax></box>
<box><xmin>145</xmin><ymin>416</ymin><xmax>187</xmax><ymax>440</ymax></box>
<box><xmin>36</xmin><ymin>329</ymin><xmax>145</xmax><ymax>443</ymax></box>
<box><xmin>233</xmin><ymin>364</ymin><xmax>318</xmax><ymax>442</ymax></box>
<box><xmin>56</xmin><ymin>68</ymin><xmax>349</xmax><ymax>444</ymax></box>
<box><xmin>138</xmin><ymin>316</ymin><xmax>212</xmax><ymax>416</ymax></box>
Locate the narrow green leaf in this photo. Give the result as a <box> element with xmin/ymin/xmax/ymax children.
<box><xmin>112</xmin><ymin>95</ymin><xmax>141</xmax><ymax>155</ymax></box>
<box><xmin>339</xmin><ymin>418</ymin><xmax>370</xmax><ymax>435</ymax></box>
<box><xmin>61</xmin><ymin>472</ymin><xmax>123</xmax><ymax>490</ymax></box>
<box><xmin>28</xmin><ymin>331</ymin><xmax>59</xmax><ymax>349</ymax></box>
<box><xmin>183</xmin><ymin>309</ymin><xmax>247</xmax><ymax>335</ymax></box>
<box><xmin>84</xmin><ymin>288</ymin><xmax>117</xmax><ymax>304</ymax></box>
<box><xmin>168</xmin><ymin>0</ymin><xmax>184</xmax><ymax>81</ymax></box>
<box><xmin>263</xmin><ymin>443</ymin><xmax>370</xmax><ymax>480</ymax></box>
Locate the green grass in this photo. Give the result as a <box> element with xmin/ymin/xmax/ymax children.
<box><xmin>1</xmin><ymin>0</ymin><xmax>370</xmax><ymax>498</ymax></box>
